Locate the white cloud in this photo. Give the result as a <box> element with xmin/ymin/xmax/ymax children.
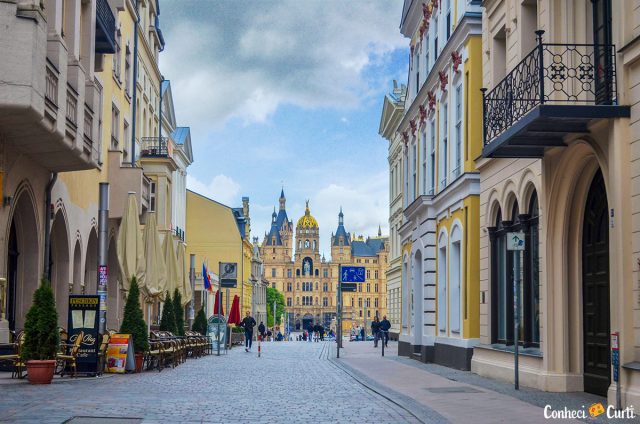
<box><xmin>186</xmin><ymin>174</ymin><xmax>241</xmax><ymax>207</ymax></box>
<box><xmin>160</xmin><ymin>0</ymin><xmax>405</xmax><ymax>128</ymax></box>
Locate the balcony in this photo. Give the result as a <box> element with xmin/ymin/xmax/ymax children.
<box><xmin>95</xmin><ymin>0</ymin><xmax>116</xmax><ymax>54</ymax></box>
<box><xmin>482</xmin><ymin>31</ymin><xmax>630</xmax><ymax>159</ymax></box>
<box><xmin>107</xmin><ymin>151</ymin><xmax>150</xmax><ymax>219</ymax></box>
<box><xmin>140</xmin><ymin>136</ymin><xmax>172</xmax><ymax>157</ymax></box>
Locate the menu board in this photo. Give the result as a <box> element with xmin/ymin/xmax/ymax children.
<box><xmin>67</xmin><ymin>295</ymin><xmax>99</xmax><ymax>375</ymax></box>
<box><xmin>106</xmin><ymin>334</ymin><xmax>135</xmax><ymax>373</ymax></box>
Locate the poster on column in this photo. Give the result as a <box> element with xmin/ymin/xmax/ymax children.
<box><xmin>106</xmin><ymin>334</ymin><xmax>135</xmax><ymax>373</ymax></box>
<box><xmin>67</xmin><ymin>295</ymin><xmax>100</xmax><ymax>375</ymax></box>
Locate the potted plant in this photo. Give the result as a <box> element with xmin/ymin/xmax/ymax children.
<box><xmin>22</xmin><ymin>279</ymin><xmax>59</xmax><ymax>384</ymax></box>
<box><xmin>173</xmin><ymin>289</ymin><xmax>184</xmax><ymax>336</ymax></box>
<box><xmin>192</xmin><ymin>306</ymin><xmax>207</xmax><ymax>335</ymax></box>
<box><xmin>159</xmin><ymin>291</ymin><xmax>177</xmax><ymax>334</ymax></box>
<box><xmin>119</xmin><ymin>278</ymin><xmax>148</xmax><ymax>373</ymax></box>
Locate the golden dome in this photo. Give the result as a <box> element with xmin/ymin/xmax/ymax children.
<box><xmin>297</xmin><ymin>200</ymin><xmax>318</xmax><ymax>229</ymax></box>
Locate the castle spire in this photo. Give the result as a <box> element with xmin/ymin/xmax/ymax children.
<box><xmin>279</xmin><ymin>188</ymin><xmax>286</xmax><ymax>210</ymax></box>
<box><xmin>378</xmin><ymin>224</ymin><xmax>382</xmax><ymax>237</ymax></box>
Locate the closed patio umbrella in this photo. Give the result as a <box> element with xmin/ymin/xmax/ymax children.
<box><xmin>142</xmin><ymin>212</ymin><xmax>167</xmax><ymax>329</ymax></box>
<box><xmin>117</xmin><ymin>192</ymin><xmax>145</xmax><ymax>292</ymax></box>
<box><xmin>213</xmin><ymin>290</ymin><xmax>224</xmax><ymax>316</ymax></box>
<box><xmin>228</xmin><ymin>295</ymin><xmax>241</xmax><ymax>326</ymax></box>
<box><xmin>163</xmin><ymin>233</ymin><xmax>179</xmax><ymax>296</ymax></box>
<box><xmin>176</xmin><ymin>242</ymin><xmax>192</xmax><ymax>306</ymax></box>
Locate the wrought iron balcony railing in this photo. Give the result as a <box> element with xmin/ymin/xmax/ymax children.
<box><xmin>482</xmin><ymin>30</ymin><xmax>619</xmax><ymax>146</ymax></box>
<box><xmin>140</xmin><ymin>136</ymin><xmax>171</xmax><ymax>158</ymax></box>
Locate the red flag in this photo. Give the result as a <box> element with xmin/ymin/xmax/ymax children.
<box><xmin>213</xmin><ymin>290</ymin><xmax>224</xmax><ymax>316</ymax></box>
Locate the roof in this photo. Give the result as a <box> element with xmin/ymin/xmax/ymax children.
<box><xmin>351</xmin><ymin>237</ymin><xmax>388</xmax><ymax>257</ymax></box>
<box><xmin>296</xmin><ymin>201</ymin><xmax>318</xmax><ymax>229</ymax></box>
<box><xmin>332</xmin><ymin>208</ymin><xmax>350</xmax><ymax>246</ymax></box>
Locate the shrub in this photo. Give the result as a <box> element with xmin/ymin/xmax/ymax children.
<box><xmin>173</xmin><ymin>289</ymin><xmax>184</xmax><ymax>336</ymax></box>
<box><xmin>159</xmin><ymin>291</ymin><xmax>177</xmax><ymax>334</ymax></box>
<box><xmin>22</xmin><ymin>280</ymin><xmax>59</xmax><ymax>361</ymax></box>
<box><xmin>192</xmin><ymin>306</ymin><xmax>207</xmax><ymax>335</ymax></box>
<box><xmin>119</xmin><ymin>278</ymin><xmax>149</xmax><ymax>353</ymax></box>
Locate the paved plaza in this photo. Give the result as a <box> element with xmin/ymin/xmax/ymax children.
<box><xmin>0</xmin><ymin>341</ymin><xmax>419</xmax><ymax>424</ymax></box>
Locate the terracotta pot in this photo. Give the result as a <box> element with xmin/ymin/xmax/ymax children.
<box><xmin>26</xmin><ymin>360</ymin><xmax>56</xmax><ymax>384</ymax></box>
<box><xmin>134</xmin><ymin>352</ymin><xmax>144</xmax><ymax>373</ymax></box>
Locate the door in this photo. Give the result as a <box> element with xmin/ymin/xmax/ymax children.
<box><xmin>582</xmin><ymin>170</ymin><xmax>610</xmax><ymax>396</ymax></box>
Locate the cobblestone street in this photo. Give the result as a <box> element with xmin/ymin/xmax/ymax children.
<box><xmin>0</xmin><ymin>341</ymin><xmax>419</xmax><ymax>424</ymax></box>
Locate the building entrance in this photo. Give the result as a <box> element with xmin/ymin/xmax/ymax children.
<box><xmin>582</xmin><ymin>170</ymin><xmax>610</xmax><ymax>396</ymax></box>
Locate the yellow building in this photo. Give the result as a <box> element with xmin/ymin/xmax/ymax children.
<box><xmin>393</xmin><ymin>0</ymin><xmax>482</xmax><ymax>370</ymax></box>
<box><xmin>261</xmin><ymin>191</ymin><xmax>389</xmax><ymax>334</ymax></box>
<box><xmin>185</xmin><ymin>190</ymin><xmax>253</xmax><ymax>319</ymax></box>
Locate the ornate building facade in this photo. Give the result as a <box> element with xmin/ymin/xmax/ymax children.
<box><xmin>261</xmin><ymin>191</ymin><xmax>389</xmax><ymax>333</ymax></box>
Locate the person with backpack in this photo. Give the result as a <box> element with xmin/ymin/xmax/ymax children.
<box><xmin>239</xmin><ymin>311</ymin><xmax>257</xmax><ymax>352</ymax></box>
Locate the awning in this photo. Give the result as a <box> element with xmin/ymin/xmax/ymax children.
<box><xmin>116</xmin><ymin>193</ymin><xmax>145</xmax><ymax>291</ymax></box>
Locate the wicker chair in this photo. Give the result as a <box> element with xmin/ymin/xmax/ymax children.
<box><xmin>96</xmin><ymin>333</ymin><xmax>111</xmax><ymax>376</ymax></box>
<box><xmin>0</xmin><ymin>331</ymin><xmax>26</xmax><ymax>379</ymax></box>
<box><xmin>56</xmin><ymin>330</ymin><xmax>84</xmax><ymax>377</ymax></box>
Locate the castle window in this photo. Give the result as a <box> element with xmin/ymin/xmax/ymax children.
<box><xmin>271</xmin><ymin>268</ymin><xmax>276</xmax><ymax>278</ymax></box>
<box><xmin>287</xmin><ymin>282</ymin><xmax>292</xmax><ymax>292</ymax></box>
<box><xmin>323</xmin><ymin>282</ymin><xmax>328</xmax><ymax>292</ymax></box>
<box><xmin>315</xmin><ymin>269</ymin><xmax>319</xmax><ymax>276</ymax></box>
<box><xmin>287</xmin><ymin>269</ymin><xmax>292</xmax><ymax>278</ymax></box>
<box><xmin>296</xmin><ymin>269</ymin><xmax>300</xmax><ymax>276</ymax></box>
<box><xmin>366</xmin><ymin>283</ymin><xmax>371</xmax><ymax>293</ymax></box>
<box><xmin>375</xmin><ymin>283</ymin><xmax>378</xmax><ymax>293</ymax></box>
<box><xmin>323</xmin><ymin>297</ymin><xmax>328</xmax><ymax>307</ymax></box>
<box><xmin>375</xmin><ymin>298</ymin><xmax>379</xmax><ymax>308</ymax></box>
<box><xmin>323</xmin><ymin>269</ymin><xmax>328</xmax><ymax>278</ymax></box>
<box><xmin>287</xmin><ymin>297</ymin><xmax>292</xmax><ymax>307</ymax></box>
<box><xmin>366</xmin><ymin>269</ymin><xmax>371</xmax><ymax>279</ymax></box>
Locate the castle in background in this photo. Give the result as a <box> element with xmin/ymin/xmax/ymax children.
<box><xmin>260</xmin><ymin>190</ymin><xmax>388</xmax><ymax>333</ymax></box>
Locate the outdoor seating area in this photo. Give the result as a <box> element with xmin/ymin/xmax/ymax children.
<box><xmin>0</xmin><ymin>331</ymin><xmax>26</xmax><ymax>379</ymax></box>
<box><xmin>145</xmin><ymin>330</ymin><xmax>212</xmax><ymax>372</ymax></box>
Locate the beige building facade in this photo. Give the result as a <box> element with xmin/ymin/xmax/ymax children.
<box><xmin>473</xmin><ymin>0</ymin><xmax>640</xmax><ymax>407</ymax></box>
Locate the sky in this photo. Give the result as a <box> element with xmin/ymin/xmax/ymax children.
<box><xmin>159</xmin><ymin>0</ymin><xmax>408</xmax><ymax>256</ymax></box>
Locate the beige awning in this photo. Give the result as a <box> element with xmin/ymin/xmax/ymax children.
<box><xmin>116</xmin><ymin>193</ymin><xmax>145</xmax><ymax>291</ymax></box>
<box><xmin>142</xmin><ymin>212</ymin><xmax>167</xmax><ymax>300</ymax></box>
<box><xmin>163</xmin><ymin>232</ymin><xmax>179</xmax><ymax>297</ymax></box>
<box><xmin>177</xmin><ymin>242</ymin><xmax>192</xmax><ymax>306</ymax></box>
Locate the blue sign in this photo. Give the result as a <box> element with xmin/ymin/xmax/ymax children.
<box><xmin>340</xmin><ymin>266</ymin><xmax>365</xmax><ymax>282</ymax></box>
<box><xmin>612</xmin><ymin>350</ymin><xmax>619</xmax><ymax>382</ymax></box>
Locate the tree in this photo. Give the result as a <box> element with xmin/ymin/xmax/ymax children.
<box><xmin>173</xmin><ymin>288</ymin><xmax>184</xmax><ymax>336</ymax></box>
<box><xmin>22</xmin><ymin>280</ymin><xmax>59</xmax><ymax>361</ymax></box>
<box><xmin>159</xmin><ymin>291</ymin><xmax>177</xmax><ymax>334</ymax></box>
<box><xmin>120</xmin><ymin>277</ymin><xmax>149</xmax><ymax>353</ymax></box>
<box><xmin>266</xmin><ymin>287</ymin><xmax>286</xmax><ymax>328</ymax></box>
<box><xmin>192</xmin><ymin>306</ymin><xmax>207</xmax><ymax>335</ymax></box>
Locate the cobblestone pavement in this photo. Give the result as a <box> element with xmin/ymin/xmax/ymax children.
<box><xmin>0</xmin><ymin>341</ymin><xmax>421</xmax><ymax>424</ymax></box>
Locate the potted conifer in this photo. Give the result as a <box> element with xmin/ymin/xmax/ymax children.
<box><xmin>23</xmin><ymin>280</ymin><xmax>59</xmax><ymax>384</ymax></box>
<box><xmin>173</xmin><ymin>289</ymin><xmax>184</xmax><ymax>336</ymax></box>
<box><xmin>159</xmin><ymin>291</ymin><xmax>177</xmax><ymax>334</ymax></box>
<box><xmin>119</xmin><ymin>278</ymin><xmax>148</xmax><ymax>373</ymax></box>
<box><xmin>192</xmin><ymin>306</ymin><xmax>207</xmax><ymax>335</ymax></box>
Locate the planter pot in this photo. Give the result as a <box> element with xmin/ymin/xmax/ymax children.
<box><xmin>134</xmin><ymin>352</ymin><xmax>144</xmax><ymax>373</ymax></box>
<box><xmin>26</xmin><ymin>360</ymin><xmax>56</xmax><ymax>384</ymax></box>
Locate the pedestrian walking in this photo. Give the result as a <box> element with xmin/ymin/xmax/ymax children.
<box><xmin>380</xmin><ymin>315</ymin><xmax>391</xmax><ymax>347</ymax></box>
<box><xmin>307</xmin><ymin>324</ymin><xmax>314</xmax><ymax>343</ymax></box>
<box><xmin>258</xmin><ymin>321</ymin><xmax>266</xmax><ymax>341</ymax></box>
<box><xmin>360</xmin><ymin>326</ymin><xmax>365</xmax><ymax>342</ymax></box>
<box><xmin>319</xmin><ymin>325</ymin><xmax>325</xmax><ymax>341</ymax></box>
<box><xmin>239</xmin><ymin>311</ymin><xmax>256</xmax><ymax>352</ymax></box>
<box><xmin>371</xmin><ymin>316</ymin><xmax>381</xmax><ymax>347</ymax></box>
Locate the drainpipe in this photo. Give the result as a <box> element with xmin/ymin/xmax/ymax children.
<box><xmin>43</xmin><ymin>172</ymin><xmax>58</xmax><ymax>282</ymax></box>
<box><xmin>130</xmin><ymin>0</ymin><xmax>139</xmax><ymax>166</ymax></box>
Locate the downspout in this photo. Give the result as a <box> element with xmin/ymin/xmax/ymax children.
<box><xmin>130</xmin><ymin>0</ymin><xmax>139</xmax><ymax>166</ymax></box>
<box><xmin>43</xmin><ymin>172</ymin><xmax>58</xmax><ymax>282</ymax></box>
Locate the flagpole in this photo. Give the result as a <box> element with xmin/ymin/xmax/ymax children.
<box><xmin>217</xmin><ymin>262</ymin><xmax>221</xmax><ymax>356</ymax></box>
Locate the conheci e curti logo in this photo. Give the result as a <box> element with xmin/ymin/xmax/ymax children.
<box><xmin>543</xmin><ymin>403</ymin><xmax>636</xmax><ymax>420</ymax></box>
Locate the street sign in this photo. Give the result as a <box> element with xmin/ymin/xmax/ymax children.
<box><xmin>340</xmin><ymin>266</ymin><xmax>365</xmax><ymax>282</ymax></box>
<box><xmin>341</xmin><ymin>283</ymin><xmax>357</xmax><ymax>292</ymax></box>
<box><xmin>220</xmin><ymin>262</ymin><xmax>237</xmax><ymax>288</ymax></box>
<box><xmin>507</xmin><ymin>232</ymin><xmax>525</xmax><ymax>251</ymax></box>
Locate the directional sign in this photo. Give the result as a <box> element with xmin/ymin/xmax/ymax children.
<box><xmin>220</xmin><ymin>262</ymin><xmax>237</xmax><ymax>288</ymax></box>
<box><xmin>340</xmin><ymin>283</ymin><xmax>357</xmax><ymax>292</ymax></box>
<box><xmin>507</xmin><ymin>232</ymin><xmax>525</xmax><ymax>251</ymax></box>
<box><xmin>340</xmin><ymin>266</ymin><xmax>365</xmax><ymax>283</ymax></box>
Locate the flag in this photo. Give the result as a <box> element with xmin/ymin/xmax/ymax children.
<box><xmin>203</xmin><ymin>263</ymin><xmax>212</xmax><ymax>292</ymax></box>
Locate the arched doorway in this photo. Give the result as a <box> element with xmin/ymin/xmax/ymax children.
<box><xmin>84</xmin><ymin>229</ymin><xmax>98</xmax><ymax>295</ymax></box>
<box><xmin>582</xmin><ymin>170</ymin><xmax>610</xmax><ymax>396</ymax></box>
<box><xmin>50</xmin><ymin>210</ymin><xmax>70</xmax><ymax>327</ymax></box>
<box><xmin>302</xmin><ymin>314</ymin><xmax>313</xmax><ymax>331</ymax></box>
<box><xmin>72</xmin><ymin>240</ymin><xmax>82</xmax><ymax>294</ymax></box>
<box><xmin>6</xmin><ymin>189</ymin><xmax>40</xmax><ymax>331</ymax></box>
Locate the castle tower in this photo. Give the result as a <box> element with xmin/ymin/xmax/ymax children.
<box><xmin>331</xmin><ymin>207</ymin><xmax>351</xmax><ymax>263</ymax></box>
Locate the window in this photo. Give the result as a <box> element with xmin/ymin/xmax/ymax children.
<box><xmin>271</xmin><ymin>283</ymin><xmax>275</xmax><ymax>289</ymax></box>
<box><xmin>445</xmin><ymin>0</ymin><xmax>451</xmax><ymax>40</ymax></box>
<box><xmin>296</xmin><ymin>282</ymin><xmax>299</xmax><ymax>290</ymax></box>
<box><xmin>434</xmin><ymin>16</ymin><xmax>439</xmax><ymax>60</ymax></box>
<box><xmin>287</xmin><ymin>282</ymin><xmax>292</xmax><ymax>292</ymax></box>
<box><xmin>360</xmin><ymin>310</ymin><xmax>363</xmax><ymax>317</ymax></box>
<box><xmin>358</xmin><ymin>298</ymin><xmax>362</xmax><ymax>307</ymax></box>
<box><xmin>271</xmin><ymin>268</ymin><xmax>276</xmax><ymax>278</ymax></box>
<box><xmin>422</xmin><ymin>129</ymin><xmax>427</xmax><ymax>194</ymax></box>
<box><xmin>367</xmin><ymin>310</ymin><xmax>371</xmax><ymax>318</ymax></box>
<box><xmin>425</xmin><ymin>34</ymin><xmax>430</xmax><ymax>72</ymax></box>
<box><xmin>454</xmin><ymin>84</ymin><xmax>463</xmax><ymax>177</ymax></box>
<box><xmin>440</xmin><ymin>103</ymin><xmax>448</xmax><ymax>190</ymax></box>
<box><xmin>149</xmin><ymin>181</ymin><xmax>156</xmax><ymax>212</ymax></box>
<box><xmin>315</xmin><ymin>269</ymin><xmax>319</xmax><ymax>276</ymax></box>
<box><xmin>287</xmin><ymin>297</ymin><xmax>292</xmax><ymax>307</ymax></box>
<box><xmin>122</xmin><ymin>120</ymin><xmax>129</xmax><ymax>152</ymax></box>
<box><xmin>113</xmin><ymin>30</ymin><xmax>121</xmax><ymax>80</ymax></box>
<box><xmin>375</xmin><ymin>270</ymin><xmax>379</xmax><ymax>279</ymax></box>
<box><xmin>412</xmin><ymin>143</ymin><xmax>417</xmax><ymax>200</ymax></box>
<box><xmin>296</xmin><ymin>297</ymin><xmax>300</xmax><ymax>305</ymax></box>
<box><xmin>415</xmin><ymin>47</ymin><xmax>420</xmax><ymax>95</ymax></box>
<box><xmin>490</xmin><ymin>196</ymin><xmax>539</xmax><ymax>347</ymax></box>
<box><xmin>315</xmin><ymin>282</ymin><xmax>318</xmax><ymax>291</ymax></box>
<box><xmin>366</xmin><ymin>283</ymin><xmax>371</xmax><ymax>293</ymax></box>
<box><xmin>111</xmin><ymin>104</ymin><xmax>120</xmax><ymax>148</ymax></box>
<box><xmin>366</xmin><ymin>269</ymin><xmax>371</xmax><ymax>279</ymax></box>
<box><xmin>375</xmin><ymin>298</ymin><xmax>379</xmax><ymax>308</ymax></box>
<box><xmin>323</xmin><ymin>282</ymin><xmax>328</xmax><ymax>292</ymax></box>
<box><xmin>323</xmin><ymin>297</ymin><xmax>328</xmax><ymax>307</ymax></box>
<box><xmin>296</xmin><ymin>269</ymin><xmax>300</xmax><ymax>276</ymax></box>
<box><xmin>430</xmin><ymin>121</ymin><xmax>436</xmax><ymax>194</ymax></box>
<box><xmin>323</xmin><ymin>269</ymin><xmax>328</xmax><ymax>278</ymax></box>
<box><xmin>124</xmin><ymin>44</ymin><xmax>131</xmax><ymax>95</ymax></box>
<box><xmin>287</xmin><ymin>269</ymin><xmax>292</xmax><ymax>278</ymax></box>
<box><xmin>366</xmin><ymin>298</ymin><xmax>370</xmax><ymax>307</ymax></box>
<box><xmin>375</xmin><ymin>284</ymin><xmax>378</xmax><ymax>293</ymax></box>
<box><xmin>358</xmin><ymin>283</ymin><xmax>362</xmax><ymax>292</ymax></box>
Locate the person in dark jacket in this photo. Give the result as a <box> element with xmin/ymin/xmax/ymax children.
<box><xmin>258</xmin><ymin>321</ymin><xmax>266</xmax><ymax>340</ymax></box>
<box><xmin>319</xmin><ymin>325</ymin><xmax>325</xmax><ymax>341</ymax></box>
<box><xmin>371</xmin><ymin>316</ymin><xmax>381</xmax><ymax>347</ymax></box>
<box><xmin>307</xmin><ymin>324</ymin><xmax>314</xmax><ymax>343</ymax></box>
<box><xmin>380</xmin><ymin>315</ymin><xmax>391</xmax><ymax>347</ymax></box>
<box><xmin>360</xmin><ymin>326</ymin><xmax>365</xmax><ymax>342</ymax></box>
<box><xmin>239</xmin><ymin>311</ymin><xmax>256</xmax><ymax>352</ymax></box>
